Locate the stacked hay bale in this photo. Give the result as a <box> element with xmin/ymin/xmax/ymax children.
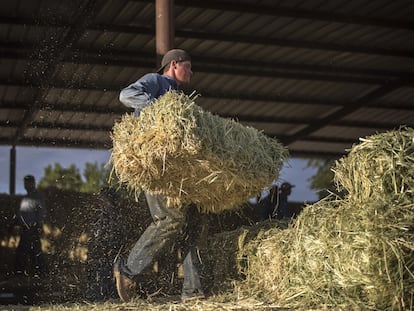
<box><xmin>201</xmin><ymin>220</ymin><xmax>290</xmax><ymax>294</ymax></box>
<box><xmin>234</xmin><ymin>127</ymin><xmax>414</xmax><ymax>310</ymax></box>
<box><xmin>111</xmin><ymin>91</ymin><xmax>288</xmax><ymax>213</ymax></box>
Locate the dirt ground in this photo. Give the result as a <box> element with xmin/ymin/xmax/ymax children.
<box><xmin>0</xmin><ymin>297</ymin><xmax>318</xmax><ymax>311</ymax></box>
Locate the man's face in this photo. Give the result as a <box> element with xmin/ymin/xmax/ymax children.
<box><xmin>282</xmin><ymin>185</ymin><xmax>292</xmax><ymax>195</ymax></box>
<box><xmin>24</xmin><ymin>180</ymin><xmax>35</xmax><ymax>192</ymax></box>
<box><xmin>173</xmin><ymin>60</ymin><xmax>192</xmax><ymax>85</ymax></box>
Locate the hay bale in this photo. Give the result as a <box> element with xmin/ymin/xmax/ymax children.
<box><xmin>202</xmin><ymin>220</ymin><xmax>290</xmax><ymax>295</ymax></box>
<box><xmin>333</xmin><ymin>127</ymin><xmax>414</xmax><ymax>202</ymax></box>
<box><xmin>111</xmin><ymin>91</ymin><xmax>288</xmax><ymax>213</ymax></box>
<box><xmin>278</xmin><ymin>197</ymin><xmax>414</xmax><ymax>310</ymax></box>
<box><xmin>233</xmin><ymin>127</ymin><xmax>414</xmax><ymax>310</ymax></box>
<box><xmin>234</xmin><ymin>224</ymin><xmax>293</xmax><ymax>302</ymax></box>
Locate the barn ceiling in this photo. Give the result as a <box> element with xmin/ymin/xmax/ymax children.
<box><xmin>1</xmin><ymin>0</ymin><xmax>414</xmax><ymax>159</ymax></box>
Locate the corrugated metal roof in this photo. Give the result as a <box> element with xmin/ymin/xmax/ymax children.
<box><xmin>1</xmin><ymin>0</ymin><xmax>414</xmax><ymax>159</ymax></box>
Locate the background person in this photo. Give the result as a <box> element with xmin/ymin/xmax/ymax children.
<box><xmin>12</xmin><ymin>175</ymin><xmax>47</xmax><ymax>276</ymax></box>
<box><xmin>276</xmin><ymin>182</ymin><xmax>295</xmax><ymax>219</ymax></box>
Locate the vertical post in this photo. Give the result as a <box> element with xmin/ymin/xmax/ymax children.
<box><xmin>155</xmin><ymin>0</ymin><xmax>174</xmax><ymax>67</ymax></box>
<box><xmin>10</xmin><ymin>146</ymin><xmax>16</xmax><ymax>194</ymax></box>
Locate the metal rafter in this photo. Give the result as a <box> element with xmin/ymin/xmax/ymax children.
<box><xmin>11</xmin><ymin>0</ymin><xmax>103</xmax><ymax>145</ymax></box>
<box><xmin>284</xmin><ymin>78</ymin><xmax>408</xmax><ymax>144</ymax></box>
<box><xmin>174</xmin><ymin>0</ymin><xmax>414</xmax><ymax>31</ymax></box>
<box><xmin>1</xmin><ymin>79</ymin><xmax>413</xmax><ymax>112</ymax></box>
<box><xmin>2</xmin><ymin>16</ymin><xmax>414</xmax><ymax>59</ymax></box>
<box><xmin>3</xmin><ymin>42</ymin><xmax>414</xmax><ymax>83</ymax></box>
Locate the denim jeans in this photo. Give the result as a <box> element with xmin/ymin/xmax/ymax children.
<box><xmin>122</xmin><ymin>192</ymin><xmax>204</xmax><ymax>295</ymax></box>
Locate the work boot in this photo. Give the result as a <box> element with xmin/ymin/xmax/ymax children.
<box><xmin>113</xmin><ymin>258</ymin><xmax>137</xmax><ymax>303</ymax></box>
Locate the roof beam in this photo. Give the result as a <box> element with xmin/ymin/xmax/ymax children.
<box><xmin>288</xmin><ymin>149</ymin><xmax>345</xmax><ymax>160</ymax></box>
<box><xmin>0</xmin><ymin>137</ymin><xmax>110</xmax><ymax>150</ymax></box>
<box><xmin>0</xmin><ymin>111</ymin><xmax>408</xmax><ymax>138</ymax></box>
<box><xmin>0</xmin><ymin>101</ymin><xmax>129</xmax><ymax>115</ymax></box>
<box><xmin>0</xmin><ymin>120</ymin><xmax>112</xmax><ymax>132</ymax></box>
<box><xmin>4</xmin><ymin>0</ymin><xmax>414</xmax><ymax>32</ymax></box>
<box><xmin>176</xmin><ymin>29</ymin><xmax>414</xmax><ymax>59</ymax></box>
<box><xmin>11</xmin><ymin>0</ymin><xmax>104</xmax><ymax>146</ymax></box>
<box><xmin>1</xmin><ymin>61</ymin><xmax>410</xmax><ymax>92</ymax></box>
<box><xmin>1</xmin><ymin>79</ymin><xmax>413</xmax><ymax>112</ymax></box>
<box><xmin>287</xmin><ymin>136</ymin><xmax>357</xmax><ymax>145</ymax></box>
<box><xmin>173</xmin><ymin>0</ymin><xmax>414</xmax><ymax>31</ymax></box>
<box><xmin>127</xmin><ymin>0</ymin><xmax>414</xmax><ymax>31</ymax></box>
<box><xmin>220</xmin><ymin>114</ymin><xmax>414</xmax><ymax>130</ymax></box>
<box><xmin>2</xmin><ymin>42</ymin><xmax>414</xmax><ymax>83</ymax></box>
<box><xmin>284</xmin><ymin>78</ymin><xmax>408</xmax><ymax>144</ymax></box>
<box><xmin>1</xmin><ymin>106</ymin><xmax>406</xmax><ymax>130</ymax></box>
<box><xmin>92</xmin><ymin>23</ymin><xmax>414</xmax><ymax>59</ymax></box>
<box><xmin>2</xmin><ymin>16</ymin><xmax>414</xmax><ymax>59</ymax></box>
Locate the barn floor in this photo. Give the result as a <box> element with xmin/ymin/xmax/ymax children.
<box><xmin>0</xmin><ymin>276</ymin><xmax>312</xmax><ymax>311</ymax></box>
<box><xmin>1</xmin><ymin>299</ymin><xmax>310</xmax><ymax>311</ymax></box>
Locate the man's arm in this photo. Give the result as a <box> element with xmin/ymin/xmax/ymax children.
<box><xmin>119</xmin><ymin>73</ymin><xmax>160</xmax><ymax>115</ymax></box>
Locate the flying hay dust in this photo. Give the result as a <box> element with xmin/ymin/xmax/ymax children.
<box><xmin>110</xmin><ymin>91</ymin><xmax>288</xmax><ymax>213</ymax></box>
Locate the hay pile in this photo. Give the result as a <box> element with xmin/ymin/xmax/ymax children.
<box><xmin>111</xmin><ymin>91</ymin><xmax>288</xmax><ymax>213</ymax></box>
<box><xmin>234</xmin><ymin>127</ymin><xmax>414</xmax><ymax>310</ymax></box>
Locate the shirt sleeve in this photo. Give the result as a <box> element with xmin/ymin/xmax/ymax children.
<box><xmin>119</xmin><ymin>73</ymin><xmax>161</xmax><ymax>115</ymax></box>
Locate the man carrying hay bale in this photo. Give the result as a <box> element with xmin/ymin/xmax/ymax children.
<box><xmin>113</xmin><ymin>49</ymin><xmax>206</xmax><ymax>303</ymax></box>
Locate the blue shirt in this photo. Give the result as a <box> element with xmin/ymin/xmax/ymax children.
<box><xmin>119</xmin><ymin>73</ymin><xmax>178</xmax><ymax>116</ymax></box>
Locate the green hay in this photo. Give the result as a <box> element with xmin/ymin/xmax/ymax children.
<box><xmin>333</xmin><ymin>126</ymin><xmax>414</xmax><ymax>202</ymax></box>
<box><xmin>233</xmin><ymin>127</ymin><xmax>414</xmax><ymax>310</ymax></box>
<box><xmin>111</xmin><ymin>91</ymin><xmax>288</xmax><ymax>213</ymax></box>
<box><xmin>235</xmin><ymin>224</ymin><xmax>293</xmax><ymax>303</ymax></box>
<box><xmin>281</xmin><ymin>197</ymin><xmax>414</xmax><ymax>310</ymax></box>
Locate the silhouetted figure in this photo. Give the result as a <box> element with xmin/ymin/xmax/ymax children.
<box><xmin>276</xmin><ymin>182</ymin><xmax>295</xmax><ymax>219</ymax></box>
<box><xmin>252</xmin><ymin>182</ymin><xmax>296</xmax><ymax>221</ymax></box>
<box><xmin>14</xmin><ymin>175</ymin><xmax>47</xmax><ymax>276</ymax></box>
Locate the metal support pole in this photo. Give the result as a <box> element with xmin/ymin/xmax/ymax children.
<box><xmin>9</xmin><ymin>146</ymin><xmax>16</xmax><ymax>194</ymax></box>
<box><xmin>155</xmin><ymin>0</ymin><xmax>174</xmax><ymax>67</ymax></box>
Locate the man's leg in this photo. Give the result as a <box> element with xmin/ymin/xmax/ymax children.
<box><xmin>15</xmin><ymin>230</ymin><xmax>30</xmax><ymax>275</ymax></box>
<box><xmin>114</xmin><ymin>193</ymin><xmax>186</xmax><ymax>302</ymax></box>
<box><xmin>30</xmin><ymin>227</ymin><xmax>46</xmax><ymax>276</ymax></box>
<box><xmin>124</xmin><ymin>193</ymin><xmax>185</xmax><ymax>276</ymax></box>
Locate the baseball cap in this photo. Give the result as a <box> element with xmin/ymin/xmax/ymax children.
<box><xmin>157</xmin><ymin>49</ymin><xmax>191</xmax><ymax>74</ymax></box>
<box><xmin>281</xmin><ymin>182</ymin><xmax>295</xmax><ymax>189</ymax></box>
<box><xmin>24</xmin><ymin>175</ymin><xmax>35</xmax><ymax>182</ymax></box>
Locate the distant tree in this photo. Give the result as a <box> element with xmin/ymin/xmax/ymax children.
<box><xmin>307</xmin><ymin>159</ymin><xmax>336</xmax><ymax>199</ymax></box>
<box><xmin>38</xmin><ymin>162</ymin><xmax>112</xmax><ymax>193</ymax></box>
<box><xmin>38</xmin><ymin>163</ymin><xmax>83</xmax><ymax>191</ymax></box>
<box><xmin>80</xmin><ymin>162</ymin><xmax>112</xmax><ymax>193</ymax></box>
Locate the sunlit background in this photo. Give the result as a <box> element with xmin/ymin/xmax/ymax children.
<box><xmin>0</xmin><ymin>146</ymin><xmax>318</xmax><ymax>202</ymax></box>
